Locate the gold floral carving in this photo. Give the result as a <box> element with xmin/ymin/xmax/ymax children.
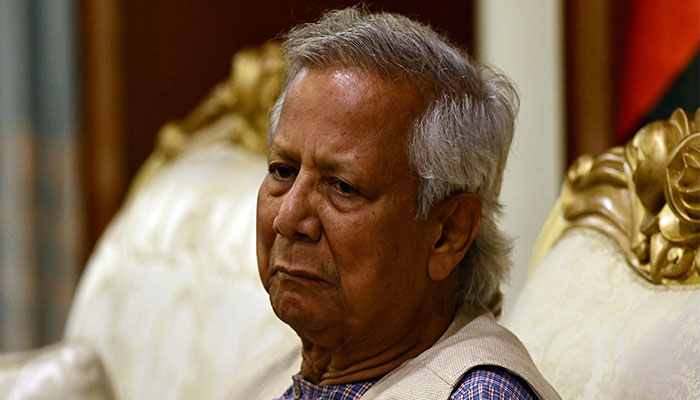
<box><xmin>561</xmin><ymin>108</ymin><xmax>700</xmax><ymax>285</ymax></box>
<box><xmin>127</xmin><ymin>43</ymin><xmax>283</xmax><ymax>198</ymax></box>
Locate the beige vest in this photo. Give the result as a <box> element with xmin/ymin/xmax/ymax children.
<box><xmin>226</xmin><ymin>306</ymin><xmax>561</xmax><ymax>400</ymax></box>
<box><xmin>362</xmin><ymin>305</ymin><xmax>561</xmax><ymax>400</ymax></box>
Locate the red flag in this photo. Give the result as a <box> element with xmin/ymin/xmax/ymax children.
<box><xmin>617</xmin><ymin>0</ymin><xmax>699</xmax><ymax>141</ymax></box>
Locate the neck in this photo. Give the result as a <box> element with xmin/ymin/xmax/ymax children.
<box><xmin>299</xmin><ymin>300</ymin><xmax>455</xmax><ymax>385</ymax></box>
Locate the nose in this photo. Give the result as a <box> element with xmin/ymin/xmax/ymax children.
<box><xmin>272</xmin><ymin>173</ymin><xmax>322</xmax><ymax>241</ymax></box>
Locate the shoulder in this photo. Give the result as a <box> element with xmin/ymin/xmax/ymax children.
<box><xmin>450</xmin><ymin>365</ymin><xmax>538</xmax><ymax>400</ymax></box>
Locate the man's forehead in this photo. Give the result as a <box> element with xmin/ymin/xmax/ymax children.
<box><xmin>269</xmin><ymin>140</ymin><xmax>366</xmax><ymax>177</ymax></box>
<box><xmin>269</xmin><ymin>122</ymin><xmax>383</xmax><ymax>168</ymax></box>
<box><xmin>270</xmin><ymin>65</ymin><xmax>426</xmax><ymax>182</ymax></box>
<box><xmin>286</xmin><ymin>65</ymin><xmax>412</xmax><ymax>112</ymax></box>
<box><xmin>288</xmin><ymin>67</ymin><xmax>372</xmax><ymax>99</ymax></box>
<box><xmin>278</xmin><ymin>65</ymin><xmax>427</xmax><ymax>141</ymax></box>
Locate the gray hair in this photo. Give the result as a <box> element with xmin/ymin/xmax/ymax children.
<box><xmin>268</xmin><ymin>7</ymin><xmax>519</xmax><ymax>314</ymax></box>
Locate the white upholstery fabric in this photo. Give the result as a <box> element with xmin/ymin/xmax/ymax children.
<box><xmin>64</xmin><ymin>143</ymin><xmax>299</xmax><ymax>400</ymax></box>
<box><xmin>504</xmin><ymin>228</ymin><xmax>700</xmax><ymax>400</ymax></box>
<box><xmin>0</xmin><ymin>340</ymin><xmax>113</xmax><ymax>400</ymax></box>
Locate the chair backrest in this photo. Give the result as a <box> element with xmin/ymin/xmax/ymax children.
<box><xmin>64</xmin><ymin>44</ymin><xmax>300</xmax><ymax>400</ymax></box>
<box><xmin>503</xmin><ymin>108</ymin><xmax>699</xmax><ymax>399</ymax></box>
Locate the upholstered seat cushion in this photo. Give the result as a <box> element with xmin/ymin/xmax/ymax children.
<box><xmin>0</xmin><ymin>340</ymin><xmax>113</xmax><ymax>400</ymax></box>
<box><xmin>65</xmin><ymin>143</ymin><xmax>299</xmax><ymax>400</ymax></box>
<box><xmin>504</xmin><ymin>228</ymin><xmax>700</xmax><ymax>400</ymax></box>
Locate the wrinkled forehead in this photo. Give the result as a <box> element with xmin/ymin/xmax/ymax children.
<box><xmin>280</xmin><ymin>65</ymin><xmax>428</xmax><ymax>141</ymax></box>
<box><xmin>270</xmin><ymin>65</ymin><xmax>425</xmax><ymax>193</ymax></box>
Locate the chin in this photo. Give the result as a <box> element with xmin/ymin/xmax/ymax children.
<box><xmin>269</xmin><ymin>288</ymin><xmax>339</xmax><ymax>342</ymax></box>
<box><xmin>271</xmin><ymin>291</ymin><xmax>319</xmax><ymax>327</ymax></box>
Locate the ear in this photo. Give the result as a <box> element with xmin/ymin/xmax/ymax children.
<box><xmin>427</xmin><ymin>193</ymin><xmax>482</xmax><ymax>281</ymax></box>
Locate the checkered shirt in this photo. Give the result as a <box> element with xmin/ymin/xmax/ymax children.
<box><xmin>273</xmin><ymin>365</ymin><xmax>537</xmax><ymax>399</ymax></box>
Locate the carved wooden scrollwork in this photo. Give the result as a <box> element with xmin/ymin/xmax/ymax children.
<box><xmin>562</xmin><ymin>108</ymin><xmax>700</xmax><ymax>285</ymax></box>
<box><xmin>127</xmin><ymin>43</ymin><xmax>283</xmax><ymax>198</ymax></box>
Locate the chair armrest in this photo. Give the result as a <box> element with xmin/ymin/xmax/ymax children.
<box><xmin>0</xmin><ymin>339</ymin><xmax>113</xmax><ymax>400</ymax></box>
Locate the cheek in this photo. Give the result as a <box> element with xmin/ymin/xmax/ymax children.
<box><xmin>256</xmin><ymin>186</ymin><xmax>278</xmax><ymax>284</ymax></box>
<box><xmin>331</xmin><ymin>209</ymin><xmax>427</xmax><ymax>283</ymax></box>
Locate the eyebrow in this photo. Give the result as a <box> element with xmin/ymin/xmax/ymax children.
<box><xmin>270</xmin><ymin>141</ymin><xmax>357</xmax><ymax>172</ymax></box>
<box><xmin>268</xmin><ymin>144</ymin><xmax>299</xmax><ymax>162</ymax></box>
<box><xmin>317</xmin><ymin>157</ymin><xmax>357</xmax><ymax>177</ymax></box>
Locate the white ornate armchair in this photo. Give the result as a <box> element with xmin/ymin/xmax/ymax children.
<box><xmin>0</xmin><ymin>43</ymin><xmax>299</xmax><ymax>400</ymax></box>
<box><xmin>1</xmin><ymin>42</ymin><xmax>698</xmax><ymax>400</ymax></box>
<box><xmin>504</xmin><ymin>108</ymin><xmax>700</xmax><ymax>399</ymax></box>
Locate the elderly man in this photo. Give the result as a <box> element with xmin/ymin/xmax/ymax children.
<box><xmin>253</xmin><ymin>8</ymin><xmax>560</xmax><ymax>400</ymax></box>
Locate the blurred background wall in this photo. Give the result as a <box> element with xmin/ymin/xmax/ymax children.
<box><xmin>0</xmin><ymin>0</ymin><xmax>697</xmax><ymax>350</ymax></box>
<box><xmin>476</xmin><ymin>1</ymin><xmax>564</xmax><ymax>314</ymax></box>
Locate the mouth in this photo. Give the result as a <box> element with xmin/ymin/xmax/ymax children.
<box><xmin>274</xmin><ymin>265</ymin><xmax>328</xmax><ymax>283</ymax></box>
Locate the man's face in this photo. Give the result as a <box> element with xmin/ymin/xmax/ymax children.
<box><xmin>256</xmin><ymin>66</ymin><xmax>440</xmax><ymax>349</ymax></box>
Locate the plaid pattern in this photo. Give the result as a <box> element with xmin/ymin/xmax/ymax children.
<box><xmin>273</xmin><ymin>366</ymin><xmax>537</xmax><ymax>400</ymax></box>
<box><xmin>451</xmin><ymin>366</ymin><xmax>536</xmax><ymax>400</ymax></box>
<box><xmin>275</xmin><ymin>374</ymin><xmax>378</xmax><ymax>400</ymax></box>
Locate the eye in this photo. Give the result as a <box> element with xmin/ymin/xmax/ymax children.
<box><xmin>268</xmin><ymin>164</ymin><xmax>296</xmax><ymax>180</ymax></box>
<box><xmin>329</xmin><ymin>177</ymin><xmax>357</xmax><ymax>194</ymax></box>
